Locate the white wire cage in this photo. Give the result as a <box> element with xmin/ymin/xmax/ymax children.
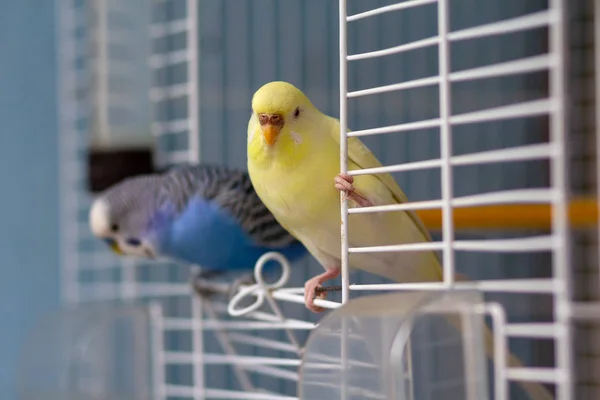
<box><xmin>53</xmin><ymin>0</ymin><xmax>600</xmax><ymax>399</ymax></box>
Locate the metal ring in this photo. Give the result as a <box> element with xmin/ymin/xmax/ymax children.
<box><xmin>227</xmin><ymin>252</ymin><xmax>292</xmax><ymax>317</ymax></box>
<box><xmin>254</xmin><ymin>252</ymin><xmax>291</xmax><ymax>289</ymax></box>
<box><xmin>227</xmin><ymin>284</ymin><xmax>264</xmax><ymax>317</ymax></box>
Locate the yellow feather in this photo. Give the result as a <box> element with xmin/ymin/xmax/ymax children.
<box><xmin>247</xmin><ymin>81</ymin><xmax>552</xmax><ymax>400</ymax></box>
<box><xmin>248</xmin><ymin>82</ymin><xmax>440</xmax><ymax>282</ymax></box>
<box><xmin>334</xmin><ymin>126</ymin><xmax>436</xmax><ymax>244</ymax></box>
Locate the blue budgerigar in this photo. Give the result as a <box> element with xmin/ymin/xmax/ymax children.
<box><xmin>89</xmin><ymin>163</ymin><xmax>308</xmax><ymax>288</ymax></box>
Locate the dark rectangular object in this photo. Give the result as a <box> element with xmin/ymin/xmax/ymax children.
<box><xmin>87</xmin><ymin>147</ymin><xmax>156</xmax><ymax>193</ymax></box>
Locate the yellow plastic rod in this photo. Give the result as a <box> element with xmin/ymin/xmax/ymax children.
<box><xmin>416</xmin><ymin>197</ymin><xmax>598</xmax><ymax>231</ymax></box>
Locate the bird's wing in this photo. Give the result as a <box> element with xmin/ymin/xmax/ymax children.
<box><xmin>165</xmin><ymin>163</ymin><xmax>302</xmax><ymax>250</ymax></box>
<box><xmin>327</xmin><ymin>116</ymin><xmax>434</xmax><ymax>243</ymax></box>
<box><xmin>325</xmin><ymin>116</ymin><xmax>442</xmax><ymax>283</ymax></box>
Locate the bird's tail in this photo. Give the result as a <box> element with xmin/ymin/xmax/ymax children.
<box><xmin>374</xmin><ymin>252</ymin><xmax>554</xmax><ymax>399</ymax></box>
<box><xmin>447</xmin><ymin>270</ymin><xmax>553</xmax><ymax>400</ymax></box>
<box><xmin>425</xmin><ymin>252</ymin><xmax>553</xmax><ymax>399</ymax></box>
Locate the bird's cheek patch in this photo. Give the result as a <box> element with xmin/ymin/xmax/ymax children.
<box><xmin>290</xmin><ymin>131</ymin><xmax>302</xmax><ymax>144</ymax></box>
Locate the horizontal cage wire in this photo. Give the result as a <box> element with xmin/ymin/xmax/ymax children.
<box><xmin>54</xmin><ymin>0</ymin><xmax>600</xmax><ymax>399</ymax></box>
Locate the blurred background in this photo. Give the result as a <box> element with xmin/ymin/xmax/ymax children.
<box><xmin>0</xmin><ymin>2</ymin><xmax>61</xmax><ymax>400</ymax></box>
<box><xmin>0</xmin><ymin>0</ymin><xmax>598</xmax><ymax>399</ymax></box>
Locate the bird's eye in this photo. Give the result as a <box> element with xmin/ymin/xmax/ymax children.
<box><xmin>126</xmin><ymin>238</ymin><xmax>141</xmax><ymax>247</ymax></box>
<box><xmin>111</xmin><ymin>224</ymin><xmax>119</xmax><ymax>232</ymax></box>
<box><xmin>294</xmin><ymin>107</ymin><xmax>300</xmax><ymax>118</ymax></box>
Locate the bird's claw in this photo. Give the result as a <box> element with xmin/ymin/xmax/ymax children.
<box><xmin>334</xmin><ymin>173</ymin><xmax>373</xmax><ymax>207</ymax></box>
<box><xmin>334</xmin><ymin>173</ymin><xmax>355</xmax><ymax>193</ymax></box>
<box><xmin>191</xmin><ymin>275</ymin><xmax>220</xmax><ymax>298</ymax></box>
<box><xmin>304</xmin><ymin>277</ymin><xmax>328</xmax><ymax>313</ymax></box>
<box><xmin>190</xmin><ymin>270</ymin><xmax>254</xmax><ymax>300</ymax></box>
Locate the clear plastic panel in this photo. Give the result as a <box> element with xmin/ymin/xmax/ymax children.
<box><xmin>300</xmin><ymin>290</ymin><xmax>489</xmax><ymax>400</ymax></box>
<box><xmin>15</xmin><ymin>302</ymin><xmax>155</xmax><ymax>400</ymax></box>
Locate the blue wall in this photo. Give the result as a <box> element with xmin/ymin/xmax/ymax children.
<box><xmin>0</xmin><ymin>0</ymin><xmax>60</xmax><ymax>398</ymax></box>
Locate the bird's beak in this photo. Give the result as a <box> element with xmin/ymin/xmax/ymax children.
<box><xmin>110</xmin><ymin>242</ymin><xmax>124</xmax><ymax>255</ymax></box>
<box><xmin>104</xmin><ymin>238</ymin><xmax>124</xmax><ymax>255</ymax></box>
<box><xmin>262</xmin><ymin>123</ymin><xmax>282</xmax><ymax>146</ymax></box>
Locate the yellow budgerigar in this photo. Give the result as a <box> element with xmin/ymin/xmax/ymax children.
<box><xmin>247</xmin><ymin>81</ymin><xmax>553</xmax><ymax>400</ymax></box>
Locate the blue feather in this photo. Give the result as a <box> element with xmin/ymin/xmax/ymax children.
<box><xmin>155</xmin><ymin>196</ymin><xmax>306</xmax><ymax>273</ymax></box>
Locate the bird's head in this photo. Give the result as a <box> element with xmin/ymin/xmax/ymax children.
<box><xmin>250</xmin><ymin>81</ymin><xmax>316</xmax><ymax>148</ymax></box>
<box><xmin>89</xmin><ymin>176</ymin><xmax>162</xmax><ymax>259</ymax></box>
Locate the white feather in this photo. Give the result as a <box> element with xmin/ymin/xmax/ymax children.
<box><xmin>290</xmin><ymin>130</ymin><xmax>302</xmax><ymax>144</ymax></box>
<box><xmin>89</xmin><ymin>198</ymin><xmax>111</xmax><ymax>237</ymax></box>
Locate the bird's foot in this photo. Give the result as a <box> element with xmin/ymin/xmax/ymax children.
<box><xmin>334</xmin><ymin>173</ymin><xmax>373</xmax><ymax>207</ymax></box>
<box><xmin>191</xmin><ymin>270</ymin><xmax>255</xmax><ymax>299</ymax></box>
<box><xmin>198</xmin><ymin>269</ymin><xmax>226</xmax><ymax>280</ymax></box>
<box><xmin>191</xmin><ymin>272</ymin><xmax>222</xmax><ymax>298</ymax></box>
<box><xmin>304</xmin><ymin>268</ymin><xmax>341</xmax><ymax>313</ymax></box>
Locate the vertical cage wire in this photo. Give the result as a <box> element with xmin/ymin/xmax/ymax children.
<box><xmin>568</xmin><ymin>0</ymin><xmax>600</xmax><ymax>398</ymax></box>
<box><xmin>595</xmin><ymin>0</ymin><xmax>600</xmax><ymax>299</ymax></box>
<box><xmin>337</xmin><ymin>4</ymin><xmax>352</xmax><ymax>398</ymax></box>
<box><xmin>436</xmin><ymin>0</ymin><xmax>456</xmax><ymax>287</ymax></box>
<box><xmin>57</xmin><ymin>0</ymin><xmax>82</xmax><ymax>305</ymax></box>
<box><xmin>94</xmin><ymin>0</ymin><xmax>109</xmax><ymax>145</ymax></box>
<box><xmin>548</xmin><ymin>0</ymin><xmax>574</xmax><ymax>398</ymax></box>
<box><xmin>186</xmin><ymin>0</ymin><xmax>200</xmax><ymax>164</ymax></box>
<box><xmin>338</xmin><ymin>0</ymin><xmax>350</xmax><ymax>306</ymax></box>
